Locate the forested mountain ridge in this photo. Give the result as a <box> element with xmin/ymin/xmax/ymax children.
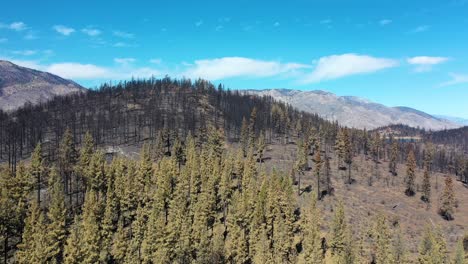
<box><xmin>0</xmin><ymin>77</ymin><xmax>333</xmax><ymax>171</ymax></box>
<box><xmin>246</xmin><ymin>89</ymin><xmax>461</xmax><ymax>130</ymax></box>
<box><xmin>0</xmin><ymin>60</ymin><xmax>84</xmax><ymax>112</ymax></box>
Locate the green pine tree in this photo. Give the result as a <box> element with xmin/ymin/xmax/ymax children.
<box><xmin>45</xmin><ymin>167</ymin><xmax>67</xmax><ymax>263</ymax></box>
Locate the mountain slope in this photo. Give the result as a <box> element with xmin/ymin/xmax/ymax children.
<box><xmin>435</xmin><ymin>115</ymin><xmax>468</xmax><ymax>126</ymax></box>
<box><xmin>0</xmin><ymin>60</ymin><xmax>84</xmax><ymax>111</ymax></box>
<box><xmin>246</xmin><ymin>89</ymin><xmax>460</xmax><ymax>130</ymax></box>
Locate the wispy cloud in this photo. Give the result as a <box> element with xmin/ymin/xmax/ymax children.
<box><xmin>82</xmin><ymin>27</ymin><xmax>101</xmax><ymax>36</ymax></box>
<box><xmin>150</xmin><ymin>58</ymin><xmax>162</xmax><ymax>64</ymax></box>
<box><xmin>273</xmin><ymin>22</ymin><xmax>280</xmax><ymax>27</ymax></box>
<box><xmin>4</xmin><ymin>21</ymin><xmax>28</xmax><ymax>31</ymax></box>
<box><xmin>379</xmin><ymin>19</ymin><xmax>392</xmax><ymax>26</ymax></box>
<box><xmin>301</xmin><ymin>53</ymin><xmax>399</xmax><ymax>83</ymax></box>
<box><xmin>182</xmin><ymin>57</ymin><xmax>309</xmax><ymax>80</ymax></box>
<box><xmin>215</xmin><ymin>25</ymin><xmax>223</xmax><ymax>31</ymax></box>
<box><xmin>195</xmin><ymin>20</ymin><xmax>203</xmax><ymax>27</ymax></box>
<box><xmin>53</xmin><ymin>25</ymin><xmax>75</xmax><ymax>36</ymax></box>
<box><xmin>12</xmin><ymin>50</ymin><xmax>37</xmax><ymax>56</ymax></box>
<box><xmin>0</xmin><ymin>38</ymin><xmax>7</xmax><ymax>43</ymax></box>
<box><xmin>113</xmin><ymin>30</ymin><xmax>134</xmax><ymax>38</ymax></box>
<box><xmin>439</xmin><ymin>73</ymin><xmax>468</xmax><ymax>87</ymax></box>
<box><xmin>113</xmin><ymin>42</ymin><xmax>137</xmax><ymax>48</ymax></box>
<box><xmin>320</xmin><ymin>19</ymin><xmax>332</xmax><ymax>25</ymax></box>
<box><xmin>407</xmin><ymin>56</ymin><xmax>449</xmax><ymax>72</ymax></box>
<box><xmin>410</xmin><ymin>25</ymin><xmax>430</xmax><ymax>33</ymax></box>
<box><xmin>114</xmin><ymin>57</ymin><xmax>136</xmax><ymax>65</ymax></box>
<box><xmin>5</xmin><ymin>59</ymin><xmax>162</xmax><ymax>80</ymax></box>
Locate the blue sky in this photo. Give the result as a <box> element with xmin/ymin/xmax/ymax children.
<box><xmin>1</xmin><ymin>0</ymin><xmax>468</xmax><ymax>118</ymax></box>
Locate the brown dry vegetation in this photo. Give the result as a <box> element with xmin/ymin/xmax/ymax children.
<box><xmin>260</xmin><ymin>140</ymin><xmax>467</xmax><ymax>261</ymax></box>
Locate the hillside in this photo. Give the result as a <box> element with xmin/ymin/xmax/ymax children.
<box><xmin>1</xmin><ymin>78</ymin><xmax>467</xmax><ymax>263</ymax></box>
<box><xmin>246</xmin><ymin>89</ymin><xmax>460</xmax><ymax>131</ymax></box>
<box><xmin>0</xmin><ymin>60</ymin><xmax>84</xmax><ymax>111</ymax></box>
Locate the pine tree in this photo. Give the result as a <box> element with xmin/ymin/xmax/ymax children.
<box><xmin>453</xmin><ymin>238</ymin><xmax>466</xmax><ymax>264</ymax></box>
<box><xmin>136</xmin><ymin>144</ymin><xmax>153</xmax><ymax>205</ymax></box>
<box><xmin>335</xmin><ymin>129</ymin><xmax>345</xmax><ymax>169</ymax></box>
<box><xmin>405</xmin><ymin>149</ymin><xmax>417</xmax><ymax>196</ymax></box>
<box><xmin>207</xmin><ymin>126</ymin><xmax>225</xmax><ymax>160</ymax></box>
<box><xmin>85</xmin><ymin>151</ymin><xmax>106</xmax><ymax>194</ymax></box>
<box><xmin>111</xmin><ymin>217</ymin><xmax>128</xmax><ymax>263</ymax></box>
<box><xmin>45</xmin><ymin>167</ymin><xmax>67</xmax><ymax>263</ymax></box>
<box><xmin>16</xmin><ymin>201</ymin><xmax>42</xmax><ymax>263</ymax></box>
<box><xmin>77</xmin><ymin>132</ymin><xmax>94</xmax><ymax>182</ymax></box>
<box><xmin>81</xmin><ymin>190</ymin><xmax>102</xmax><ymax>263</ymax></box>
<box><xmin>240</xmin><ymin>117</ymin><xmax>249</xmax><ymax>157</ymax></box>
<box><xmin>373</xmin><ymin>214</ymin><xmax>393</xmax><ymax>264</ymax></box>
<box><xmin>63</xmin><ymin>216</ymin><xmax>84</xmax><ymax>264</ymax></box>
<box><xmin>329</xmin><ymin>201</ymin><xmax>353</xmax><ymax>263</ymax></box>
<box><xmin>343</xmin><ymin>129</ymin><xmax>353</xmax><ymax>184</ymax></box>
<box><xmin>248</xmin><ymin>107</ymin><xmax>257</xmax><ymax>148</ymax></box>
<box><xmin>252</xmin><ymin>227</ymin><xmax>273</xmax><ymax>263</ymax></box>
<box><xmin>324</xmin><ymin>154</ymin><xmax>332</xmax><ymax>196</ymax></box>
<box><xmin>418</xmin><ymin>225</ymin><xmax>448</xmax><ymax>264</ymax></box>
<box><xmin>389</xmin><ymin>140</ymin><xmax>398</xmax><ymax>177</ymax></box>
<box><xmin>439</xmin><ymin>176</ymin><xmax>456</xmax><ymax>220</ymax></box>
<box><xmin>166</xmin><ymin>165</ymin><xmax>192</xmax><ymax>262</ymax></box>
<box><xmin>219</xmin><ymin>155</ymin><xmax>233</xmax><ymax>229</ymax></box>
<box><xmin>172</xmin><ymin>136</ymin><xmax>184</xmax><ymax>168</ymax></box>
<box><xmin>313</xmin><ymin>142</ymin><xmax>322</xmax><ymax>200</ymax></box>
<box><xmin>30</xmin><ymin>143</ymin><xmax>45</xmax><ymax>205</ymax></box>
<box><xmin>257</xmin><ymin>132</ymin><xmax>266</xmax><ymax>163</ymax></box>
<box><xmin>392</xmin><ymin>226</ymin><xmax>409</xmax><ymax>264</ymax></box>
<box><xmin>226</xmin><ymin>192</ymin><xmax>250</xmax><ymax>264</ymax></box>
<box><xmin>59</xmin><ymin>128</ymin><xmax>77</xmax><ymax>207</ymax></box>
<box><xmin>299</xmin><ymin>193</ymin><xmax>324</xmax><ymax>264</ymax></box>
<box><xmin>421</xmin><ymin>167</ymin><xmax>431</xmax><ymax>203</ymax></box>
<box><xmin>100</xmin><ymin>177</ymin><xmax>118</xmax><ymax>263</ymax></box>
<box><xmin>128</xmin><ymin>204</ymin><xmax>147</xmax><ymax>263</ymax></box>
<box><xmin>295</xmin><ymin>139</ymin><xmax>308</xmax><ymax>196</ymax></box>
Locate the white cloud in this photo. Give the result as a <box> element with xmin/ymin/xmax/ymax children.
<box><xmin>407</xmin><ymin>56</ymin><xmax>448</xmax><ymax>65</ymax></box>
<box><xmin>9</xmin><ymin>22</ymin><xmax>28</xmax><ymax>31</ymax></box>
<box><xmin>439</xmin><ymin>73</ymin><xmax>468</xmax><ymax>87</ymax></box>
<box><xmin>301</xmin><ymin>53</ymin><xmax>399</xmax><ymax>83</ymax></box>
<box><xmin>195</xmin><ymin>20</ymin><xmax>203</xmax><ymax>27</ymax></box>
<box><xmin>82</xmin><ymin>28</ymin><xmax>101</xmax><ymax>36</ymax></box>
<box><xmin>114</xmin><ymin>58</ymin><xmax>136</xmax><ymax>64</ymax></box>
<box><xmin>46</xmin><ymin>63</ymin><xmax>111</xmax><ymax>79</ymax></box>
<box><xmin>2</xmin><ymin>58</ymin><xmax>162</xmax><ymax>80</ymax></box>
<box><xmin>53</xmin><ymin>25</ymin><xmax>75</xmax><ymax>36</ymax></box>
<box><xmin>380</xmin><ymin>19</ymin><xmax>392</xmax><ymax>25</ymax></box>
<box><xmin>407</xmin><ymin>56</ymin><xmax>449</xmax><ymax>72</ymax></box>
<box><xmin>410</xmin><ymin>25</ymin><xmax>430</xmax><ymax>33</ymax></box>
<box><xmin>7</xmin><ymin>59</ymin><xmax>44</xmax><ymax>70</ymax></box>
<box><xmin>12</xmin><ymin>50</ymin><xmax>37</xmax><ymax>56</ymax></box>
<box><xmin>182</xmin><ymin>57</ymin><xmax>309</xmax><ymax>80</ymax></box>
<box><xmin>113</xmin><ymin>30</ymin><xmax>134</xmax><ymax>38</ymax></box>
<box><xmin>150</xmin><ymin>58</ymin><xmax>162</xmax><ymax>64</ymax></box>
<box><xmin>112</xmin><ymin>42</ymin><xmax>137</xmax><ymax>48</ymax></box>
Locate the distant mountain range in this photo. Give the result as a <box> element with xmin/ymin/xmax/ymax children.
<box><xmin>0</xmin><ymin>60</ymin><xmax>84</xmax><ymax>112</ymax></box>
<box><xmin>434</xmin><ymin>115</ymin><xmax>468</xmax><ymax>126</ymax></box>
<box><xmin>246</xmin><ymin>89</ymin><xmax>462</xmax><ymax>131</ymax></box>
<box><xmin>0</xmin><ymin>60</ymin><xmax>463</xmax><ymax>131</ymax></box>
